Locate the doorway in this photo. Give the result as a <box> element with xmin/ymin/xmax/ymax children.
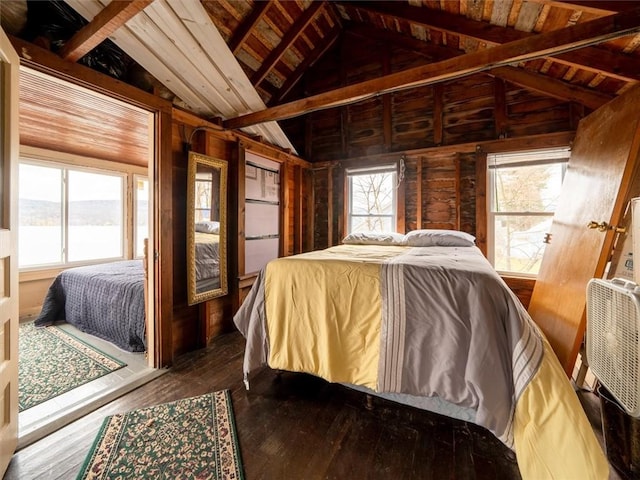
<box><xmin>16</xmin><ymin>67</ymin><xmax>162</xmax><ymax>448</ymax></box>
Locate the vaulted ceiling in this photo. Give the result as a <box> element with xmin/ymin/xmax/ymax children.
<box><xmin>2</xmin><ymin>1</ymin><xmax>640</xmax><ymax>153</ymax></box>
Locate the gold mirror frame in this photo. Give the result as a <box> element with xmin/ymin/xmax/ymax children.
<box><xmin>186</xmin><ymin>152</ymin><xmax>228</xmax><ymax>305</ymax></box>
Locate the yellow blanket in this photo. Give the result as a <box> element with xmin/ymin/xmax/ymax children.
<box><xmin>266</xmin><ymin>245</ymin><xmax>405</xmax><ymax>388</ymax></box>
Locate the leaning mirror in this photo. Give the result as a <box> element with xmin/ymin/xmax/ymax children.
<box><xmin>187</xmin><ymin>152</ymin><xmax>228</xmax><ymax>305</ymax></box>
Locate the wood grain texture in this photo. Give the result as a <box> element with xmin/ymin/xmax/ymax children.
<box><xmin>528</xmin><ymin>85</ymin><xmax>640</xmax><ymax>375</ymax></box>
<box><xmin>4</xmin><ymin>330</ymin><xmax>619</xmax><ymax>480</ymax></box>
<box><xmin>19</xmin><ymin>68</ymin><xmax>151</xmax><ymax>167</ymax></box>
<box><xmin>59</xmin><ymin>0</ymin><xmax>153</xmax><ymax>62</ymax></box>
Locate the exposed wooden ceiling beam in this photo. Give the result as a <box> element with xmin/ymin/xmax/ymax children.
<box><xmin>59</xmin><ymin>0</ymin><xmax>153</xmax><ymax>62</ymax></box>
<box><xmin>271</xmin><ymin>24</ymin><xmax>341</xmax><ymax>106</ymax></box>
<box><xmin>488</xmin><ymin>67</ymin><xmax>613</xmax><ymax>109</ymax></box>
<box><xmin>251</xmin><ymin>1</ymin><xmax>326</xmax><ymax>87</ymax></box>
<box><xmin>342</xmin><ymin>1</ymin><xmax>640</xmax><ymax>82</ymax></box>
<box><xmin>347</xmin><ymin>23</ymin><xmax>613</xmax><ymax>110</ymax></box>
<box><xmin>224</xmin><ymin>7</ymin><xmax>640</xmax><ymax>129</ymax></box>
<box><xmin>228</xmin><ymin>0</ymin><xmax>273</xmax><ymax>54</ymax></box>
<box><xmin>9</xmin><ymin>34</ymin><xmax>171</xmax><ymax>112</ymax></box>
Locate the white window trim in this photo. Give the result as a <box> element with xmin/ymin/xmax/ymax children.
<box><xmin>19</xmin><ymin>146</ymin><xmax>148</xmax><ymax>271</ymax></box>
<box><xmin>487</xmin><ymin>147</ymin><xmax>570</xmax><ymax>278</ymax></box>
<box><xmin>345</xmin><ymin>164</ymin><xmax>398</xmax><ymax>234</ymax></box>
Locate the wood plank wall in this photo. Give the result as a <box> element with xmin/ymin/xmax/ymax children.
<box><xmin>280</xmin><ymin>28</ymin><xmax>584</xmax><ymax>307</ymax></box>
<box><xmin>404</xmin><ymin>153</ymin><xmax>476</xmax><ymax>233</ymax></box>
<box><xmin>171</xmin><ymin>110</ymin><xmax>312</xmax><ymax>356</ymax></box>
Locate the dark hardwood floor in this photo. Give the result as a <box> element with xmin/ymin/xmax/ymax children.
<box><xmin>5</xmin><ymin>330</ymin><xmax>619</xmax><ymax>479</ymax></box>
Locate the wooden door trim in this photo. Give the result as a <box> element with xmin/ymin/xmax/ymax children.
<box><xmin>0</xmin><ymin>26</ymin><xmax>20</xmax><ymax>476</ymax></box>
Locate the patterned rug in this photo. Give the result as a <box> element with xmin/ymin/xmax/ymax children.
<box><xmin>77</xmin><ymin>390</ymin><xmax>244</xmax><ymax>479</ymax></box>
<box><xmin>19</xmin><ymin>322</ymin><xmax>126</xmax><ymax>412</ymax></box>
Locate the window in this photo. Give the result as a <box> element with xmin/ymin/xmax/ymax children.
<box><xmin>19</xmin><ymin>159</ymin><xmax>148</xmax><ymax>269</ymax></box>
<box><xmin>19</xmin><ymin>163</ymin><xmax>64</xmax><ymax>266</ymax></box>
<box><xmin>488</xmin><ymin>148</ymin><xmax>570</xmax><ymax>277</ymax></box>
<box><xmin>346</xmin><ymin>164</ymin><xmax>397</xmax><ymax>234</ymax></box>
<box><xmin>194</xmin><ymin>169</ymin><xmax>215</xmax><ymax>222</ymax></box>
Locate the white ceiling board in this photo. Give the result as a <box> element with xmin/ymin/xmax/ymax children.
<box><xmin>166</xmin><ymin>0</ymin><xmax>266</xmax><ymax>112</ymax></box>
<box><xmin>64</xmin><ymin>0</ymin><xmax>296</xmax><ymax>152</ymax></box>
<box><xmin>143</xmin><ymin>0</ymin><xmax>241</xmax><ymax>114</ymax></box>
<box><xmin>66</xmin><ymin>0</ymin><xmax>213</xmax><ymax>114</ymax></box>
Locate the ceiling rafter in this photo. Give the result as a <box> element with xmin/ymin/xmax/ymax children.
<box><xmin>59</xmin><ymin>0</ymin><xmax>154</xmax><ymax>62</ymax></box>
<box><xmin>251</xmin><ymin>1</ymin><xmax>326</xmax><ymax>87</ymax></box>
<box><xmin>487</xmin><ymin>66</ymin><xmax>613</xmax><ymax>109</ymax></box>
<box><xmin>270</xmin><ymin>24</ymin><xmax>341</xmax><ymax>106</ymax></box>
<box><xmin>228</xmin><ymin>0</ymin><xmax>274</xmax><ymax>54</ymax></box>
<box><xmin>224</xmin><ymin>6</ymin><xmax>640</xmax><ymax>129</ymax></box>
<box><xmin>346</xmin><ymin>23</ymin><xmax>613</xmax><ymax>110</ymax></box>
<box><xmin>340</xmin><ymin>1</ymin><xmax>640</xmax><ymax>82</ymax></box>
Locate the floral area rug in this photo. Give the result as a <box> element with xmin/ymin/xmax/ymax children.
<box><xmin>77</xmin><ymin>390</ymin><xmax>244</xmax><ymax>480</ymax></box>
<box><xmin>19</xmin><ymin>321</ymin><xmax>126</xmax><ymax>412</ymax></box>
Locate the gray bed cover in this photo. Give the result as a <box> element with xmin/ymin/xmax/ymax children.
<box><xmin>35</xmin><ymin>260</ymin><xmax>146</xmax><ymax>352</ymax></box>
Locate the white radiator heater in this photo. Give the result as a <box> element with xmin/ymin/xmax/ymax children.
<box><xmin>586</xmin><ymin>277</ymin><xmax>640</xmax><ymax>418</ymax></box>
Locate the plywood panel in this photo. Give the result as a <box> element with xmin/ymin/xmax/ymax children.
<box><xmin>528</xmin><ymin>85</ymin><xmax>640</xmax><ymax>375</ymax></box>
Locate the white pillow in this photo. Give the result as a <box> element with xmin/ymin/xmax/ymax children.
<box><xmin>404</xmin><ymin>229</ymin><xmax>475</xmax><ymax>247</ymax></box>
<box><xmin>342</xmin><ymin>231</ymin><xmax>406</xmax><ymax>246</ymax></box>
<box><xmin>195</xmin><ymin>220</ymin><xmax>220</xmax><ymax>234</ymax></box>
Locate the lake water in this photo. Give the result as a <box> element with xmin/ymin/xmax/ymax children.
<box><xmin>19</xmin><ymin>225</ymin><xmax>124</xmax><ymax>267</ymax></box>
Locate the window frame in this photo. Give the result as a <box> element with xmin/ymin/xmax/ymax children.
<box><xmin>487</xmin><ymin>147</ymin><xmax>570</xmax><ymax>278</ymax></box>
<box><xmin>133</xmin><ymin>174</ymin><xmax>150</xmax><ymax>259</ymax></box>
<box><xmin>345</xmin><ymin>163</ymin><xmax>398</xmax><ymax>235</ymax></box>
<box><xmin>19</xmin><ymin>147</ymin><xmax>148</xmax><ymax>272</ymax></box>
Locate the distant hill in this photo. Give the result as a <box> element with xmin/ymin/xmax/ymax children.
<box><xmin>19</xmin><ymin>199</ymin><xmax>148</xmax><ymax>226</ymax></box>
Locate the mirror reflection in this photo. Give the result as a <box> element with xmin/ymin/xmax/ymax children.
<box><xmin>187</xmin><ymin>152</ymin><xmax>228</xmax><ymax>304</ymax></box>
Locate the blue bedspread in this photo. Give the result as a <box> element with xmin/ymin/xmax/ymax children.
<box><xmin>35</xmin><ymin>260</ymin><xmax>146</xmax><ymax>352</ymax></box>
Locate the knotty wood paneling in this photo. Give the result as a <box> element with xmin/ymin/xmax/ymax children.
<box><xmin>503</xmin><ymin>277</ymin><xmax>536</xmax><ymax>309</ymax></box>
<box><xmin>19</xmin><ymin>68</ymin><xmax>150</xmax><ymax>167</ymax></box>
<box><xmin>170</xmin><ymin>110</ymin><xmax>312</xmax><ymax>355</ymax></box>
<box><xmin>290</xmin><ymin>30</ymin><xmax>577</xmax><ymax>276</ymax></box>
<box><xmin>312</xmin><ymin>167</ymin><xmax>330</xmax><ymax>250</ymax></box>
<box><xmin>392</xmin><ymin>86</ymin><xmax>434</xmax><ymax>151</ymax></box>
<box><xmin>287</xmin><ymin>34</ymin><xmax>576</xmax><ymax>165</ymax></box>
<box><xmin>410</xmin><ymin>152</ymin><xmax>476</xmax><ymax>233</ymax></box>
<box><xmin>443</xmin><ymin>76</ymin><xmax>496</xmax><ymax>146</ymax></box>
<box><xmin>506</xmin><ymin>85</ymin><xmax>572</xmax><ymax>138</ymax></box>
<box><xmin>346</xmin><ymin>97</ymin><xmax>385</xmax><ymax>158</ymax></box>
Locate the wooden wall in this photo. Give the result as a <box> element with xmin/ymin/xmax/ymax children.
<box><xmin>281</xmin><ymin>30</ymin><xmax>578</xmax><ymax>162</ymax></box>
<box><xmin>281</xmin><ymin>27</ymin><xmax>584</xmax><ymax>306</ymax></box>
<box><xmin>170</xmin><ymin>110</ymin><xmax>311</xmax><ymax>356</ymax></box>
<box><xmin>16</xmin><ymin>60</ymin><xmax>312</xmax><ymax>361</ymax></box>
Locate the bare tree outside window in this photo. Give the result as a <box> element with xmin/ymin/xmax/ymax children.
<box><xmin>347</xmin><ymin>168</ymin><xmax>396</xmax><ymax>234</ymax></box>
<box><xmin>195</xmin><ymin>175</ymin><xmax>212</xmax><ymax>222</ymax></box>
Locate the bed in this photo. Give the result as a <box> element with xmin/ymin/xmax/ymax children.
<box><xmin>233</xmin><ymin>230</ymin><xmax>609</xmax><ymax>480</ymax></box>
<box><xmin>194</xmin><ymin>231</ymin><xmax>221</xmax><ymax>292</ymax></box>
<box><xmin>34</xmin><ymin>259</ymin><xmax>146</xmax><ymax>352</ymax></box>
